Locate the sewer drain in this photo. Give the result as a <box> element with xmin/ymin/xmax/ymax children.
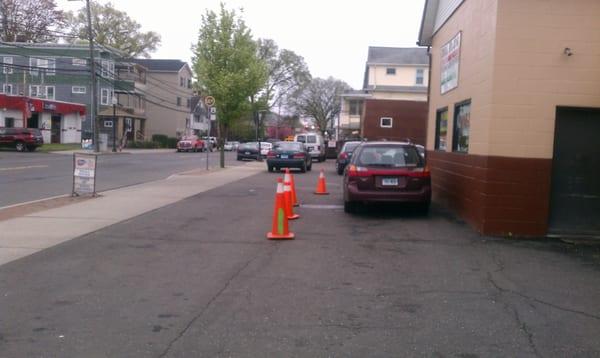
<box><xmin>300</xmin><ymin>204</ymin><xmax>343</xmax><ymax>209</ymax></box>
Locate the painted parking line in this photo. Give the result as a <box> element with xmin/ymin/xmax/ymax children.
<box><xmin>0</xmin><ymin>165</ymin><xmax>49</xmax><ymax>172</ymax></box>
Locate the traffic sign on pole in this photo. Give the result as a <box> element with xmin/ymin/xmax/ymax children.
<box><xmin>204</xmin><ymin>96</ymin><xmax>215</xmax><ymax>107</ymax></box>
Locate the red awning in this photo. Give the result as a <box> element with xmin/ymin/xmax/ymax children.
<box><xmin>0</xmin><ymin>94</ymin><xmax>86</xmax><ymax>121</ymax></box>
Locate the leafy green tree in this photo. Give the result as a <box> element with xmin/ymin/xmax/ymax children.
<box><xmin>291</xmin><ymin>77</ymin><xmax>351</xmax><ymax>137</ymax></box>
<box><xmin>0</xmin><ymin>0</ymin><xmax>65</xmax><ymax>42</ymax></box>
<box><xmin>192</xmin><ymin>4</ymin><xmax>267</xmax><ymax>168</ymax></box>
<box><xmin>66</xmin><ymin>1</ymin><xmax>161</xmax><ymax>58</ymax></box>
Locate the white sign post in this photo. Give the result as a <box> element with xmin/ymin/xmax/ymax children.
<box><xmin>72</xmin><ymin>153</ymin><xmax>98</xmax><ymax>196</ymax></box>
<box><xmin>440</xmin><ymin>31</ymin><xmax>461</xmax><ymax>94</ymax></box>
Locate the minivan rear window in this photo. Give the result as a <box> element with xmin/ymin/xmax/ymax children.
<box><xmin>306</xmin><ymin>136</ymin><xmax>317</xmax><ymax>143</ymax></box>
<box><xmin>357</xmin><ymin>146</ymin><xmax>421</xmax><ymax>168</ymax></box>
<box><xmin>296</xmin><ymin>135</ymin><xmax>306</xmax><ymax>143</ymax></box>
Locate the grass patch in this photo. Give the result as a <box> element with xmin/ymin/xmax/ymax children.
<box><xmin>37</xmin><ymin>143</ymin><xmax>82</xmax><ymax>152</ymax></box>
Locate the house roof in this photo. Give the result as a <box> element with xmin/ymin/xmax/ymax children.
<box><xmin>417</xmin><ymin>0</ymin><xmax>439</xmax><ymax>47</ymax></box>
<box><xmin>131</xmin><ymin>59</ymin><xmax>189</xmax><ymax>73</ymax></box>
<box><xmin>366</xmin><ymin>47</ymin><xmax>429</xmax><ymax>65</ymax></box>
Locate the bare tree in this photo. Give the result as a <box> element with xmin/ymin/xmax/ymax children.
<box><xmin>291</xmin><ymin>77</ymin><xmax>351</xmax><ymax>136</ymax></box>
<box><xmin>0</xmin><ymin>0</ymin><xmax>65</xmax><ymax>42</ymax></box>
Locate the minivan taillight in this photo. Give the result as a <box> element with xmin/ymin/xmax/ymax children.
<box><xmin>407</xmin><ymin>164</ymin><xmax>431</xmax><ymax>178</ymax></box>
<box><xmin>267</xmin><ymin>151</ymin><xmax>276</xmax><ymax>158</ymax></box>
<box><xmin>339</xmin><ymin>152</ymin><xmax>348</xmax><ymax>160</ymax></box>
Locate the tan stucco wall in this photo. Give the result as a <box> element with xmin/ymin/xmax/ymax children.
<box><xmin>427</xmin><ymin>0</ymin><xmax>600</xmax><ymax>159</ymax></box>
<box><xmin>369</xmin><ymin>65</ymin><xmax>429</xmax><ymax>87</ymax></box>
<box><xmin>426</xmin><ymin>0</ymin><xmax>498</xmax><ymax>155</ymax></box>
<box><xmin>488</xmin><ymin>0</ymin><xmax>600</xmax><ymax>158</ymax></box>
<box><xmin>144</xmin><ymin>67</ymin><xmax>193</xmax><ymax>138</ymax></box>
<box><xmin>371</xmin><ymin>91</ymin><xmax>427</xmax><ymax>101</ymax></box>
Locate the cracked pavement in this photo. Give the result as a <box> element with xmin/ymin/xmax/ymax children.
<box><xmin>1</xmin><ymin>162</ymin><xmax>599</xmax><ymax>357</ymax></box>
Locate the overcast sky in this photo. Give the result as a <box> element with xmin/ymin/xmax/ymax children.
<box><xmin>57</xmin><ymin>0</ymin><xmax>426</xmax><ymax>89</ymax></box>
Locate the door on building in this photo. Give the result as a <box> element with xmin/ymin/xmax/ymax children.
<box><xmin>28</xmin><ymin>113</ymin><xmax>39</xmax><ymax>128</ymax></box>
<box><xmin>51</xmin><ymin>115</ymin><xmax>62</xmax><ymax>143</ymax></box>
<box><xmin>549</xmin><ymin>108</ymin><xmax>600</xmax><ymax>235</ymax></box>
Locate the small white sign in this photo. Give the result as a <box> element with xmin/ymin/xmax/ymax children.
<box><xmin>73</xmin><ymin>153</ymin><xmax>97</xmax><ymax>196</ymax></box>
<box><xmin>104</xmin><ymin>120</ymin><xmax>113</xmax><ymax>128</ymax></box>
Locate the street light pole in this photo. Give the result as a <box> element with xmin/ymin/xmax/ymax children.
<box><xmin>112</xmin><ymin>97</ymin><xmax>117</xmax><ymax>152</ymax></box>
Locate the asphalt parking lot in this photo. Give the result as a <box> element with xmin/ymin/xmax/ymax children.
<box><xmin>1</xmin><ymin>161</ymin><xmax>599</xmax><ymax>357</ymax></box>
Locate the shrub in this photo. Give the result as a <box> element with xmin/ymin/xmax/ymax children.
<box><xmin>166</xmin><ymin>137</ymin><xmax>178</xmax><ymax>148</ymax></box>
<box><xmin>128</xmin><ymin>141</ymin><xmax>160</xmax><ymax>149</ymax></box>
<box><xmin>151</xmin><ymin>134</ymin><xmax>169</xmax><ymax>147</ymax></box>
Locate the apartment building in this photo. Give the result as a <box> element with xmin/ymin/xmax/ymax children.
<box><xmin>131</xmin><ymin>59</ymin><xmax>194</xmax><ymax>138</ymax></box>
<box><xmin>339</xmin><ymin>47</ymin><xmax>429</xmax><ymax>144</ymax></box>
<box><xmin>0</xmin><ymin>43</ymin><xmax>120</xmax><ymax>139</ymax></box>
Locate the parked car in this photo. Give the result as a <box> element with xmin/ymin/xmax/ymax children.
<box><xmin>266</xmin><ymin>141</ymin><xmax>312</xmax><ymax>173</ymax></box>
<box><xmin>237</xmin><ymin>142</ymin><xmax>260</xmax><ymax>160</ymax></box>
<box><xmin>336</xmin><ymin>141</ymin><xmax>362</xmax><ymax>175</ymax></box>
<box><xmin>294</xmin><ymin>132</ymin><xmax>326</xmax><ymax>162</ymax></box>
<box><xmin>260</xmin><ymin>142</ymin><xmax>272</xmax><ymax>157</ymax></box>
<box><xmin>176</xmin><ymin>136</ymin><xmax>205</xmax><ymax>152</ymax></box>
<box><xmin>0</xmin><ymin>127</ymin><xmax>44</xmax><ymax>152</ymax></box>
<box><xmin>342</xmin><ymin>141</ymin><xmax>431</xmax><ymax>214</ymax></box>
<box><xmin>224</xmin><ymin>141</ymin><xmax>240</xmax><ymax>151</ymax></box>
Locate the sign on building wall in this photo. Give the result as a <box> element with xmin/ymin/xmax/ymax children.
<box><xmin>440</xmin><ymin>31</ymin><xmax>461</xmax><ymax>94</ymax></box>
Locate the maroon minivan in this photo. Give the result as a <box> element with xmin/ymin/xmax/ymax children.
<box><xmin>342</xmin><ymin>141</ymin><xmax>431</xmax><ymax>213</ymax></box>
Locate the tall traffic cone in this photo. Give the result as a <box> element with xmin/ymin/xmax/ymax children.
<box><xmin>267</xmin><ymin>178</ymin><xmax>295</xmax><ymax>240</ymax></box>
<box><xmin>284</xmin><ymin>180</ymin><xmax>300</xmax><ymax>220</ymax></box>
<box><xmin>284</xmin><ymin>168</ymin><xmax>299</xmax><ymax>207</ymax></box>
<box><xmin>314</xmin><ymin>169</ymin><xmax>329</xmax><ymax>195</ymax></box>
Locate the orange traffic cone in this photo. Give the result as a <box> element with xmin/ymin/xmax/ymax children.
<box><xmin>284</xmin><ymin>180</ymin><xmax>300</xmax><ymax>220</ymax></box>
<box><xmin>267</xmin><ymin>178</ymin><xmax>295</xmax><ymax>240</ymax></box>
<box><xmin>284</xmin><ymin>168</ymin><xmax>299</xmax><ymax>207</ymax></box>
<box><xmin>314</xmin><ymin>169</ymin><xmax>329</xmax><ymax>195</ymax></box>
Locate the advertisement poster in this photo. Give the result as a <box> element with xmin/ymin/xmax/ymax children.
<box><xmin>73</xmin><ymin>153</ymin><xmax>97</xmax><ymax>195</ymax></box>
<box><xmin>440</xmin><ymin>32</ymin><xmax>461</xmax><ymax>94</ymax></box>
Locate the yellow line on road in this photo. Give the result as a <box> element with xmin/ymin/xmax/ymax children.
<box><xmin>0</xmin><ymin>165</ymin><xmax>49</xmax><ymax>171</ymax></box>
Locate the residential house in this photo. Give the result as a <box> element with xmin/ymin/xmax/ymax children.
<box><xmin>131</xmin><ymin>59</ymin><xmax>194</xmax><ymax>139</ymax></box>
<box><xmin>0</xmin><ymin>43</ymin><xmax>120</xmax><ymax>141</ymax></box>
<box><xmin>339</xmin><ymin>47</ymin><xmax>429</xmax><ymax>144</ymax></box>
<box><xmin>188</xmin><ymin>95</ymin><xmax>210</xmax><ymax>136</ymax></box>
<box><xmin>418</xmin><ymin>0</ymin><xmax>600</xmax><ymax>236</ymax></box>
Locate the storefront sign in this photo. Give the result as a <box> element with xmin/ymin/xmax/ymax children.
<box><xmin>440</xmin><ymin>31</ymin><xmax>461</xmax><ymax>94</ymax></box>
<box><xmin>43</xmin><ymin>102</ymin><xmax>57</xmax><ymax>111</ymax></box>
<box><xmin>72</xmin><ymin>153</ymin><xmax>97</xmax><ymax>196</ymax></box>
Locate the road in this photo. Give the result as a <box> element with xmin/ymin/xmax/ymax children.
<box><xmin>0</xmin><ymin>150</ymin><xmax>240</xmax><ymax>207</ymax></box>
<box><xmin>1</xmin><ymin>162</ymin><xmax>599</xmax><ymax>357</ymax></box>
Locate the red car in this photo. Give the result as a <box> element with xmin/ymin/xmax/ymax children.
<box><xmin>176</xmin><ymin>136</ymin><xmax>205</xmax><ymax>152</ymax></box>
<box><xmin>342</xmin><ymin>141</ymin><xmax>431</xmax><ymax>213</ymax></box>
<box><xmin>0</xmin><ymin>127</ymin><xmax>44</xmax><ymax>152</ymax></box>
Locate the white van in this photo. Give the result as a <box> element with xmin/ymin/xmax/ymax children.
<box><xmin>294</xmin><ymin>133</ymin><xmax>326</xmax><ymax>162</ymax></box>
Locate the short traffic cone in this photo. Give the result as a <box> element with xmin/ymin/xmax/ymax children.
<box><xmin>284</xmin><ymin>168</ymin><xmax>299</xmax><ymax>207</ymax></box>
<box><xmin>314</xmin><ymin>169</ymin><xmax>329</xmax><ymax>195</ymax></box>
<box><xmin>284</xmin><ymin>180</ymin><xmax>300</xmax><ymax>220</ymax></box>
<box><xmin>267</xmin><ymin>178</ymin><xmax>295</xmax><ymax>240</ymax></box>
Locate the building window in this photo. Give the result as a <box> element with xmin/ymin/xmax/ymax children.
<box><xmin>180</xmin><ymin>77</ymin><xmax>184</xmax><ymax>87</ymax></box>
<box><xmin>45</xmin><ymin>86</ymin><xmax>55</xmax><ymax>100</ymax></box>
<box><xmin>2</xmin><ymin>57</ymin><xmax>13</xmax><ymax>74</ymax></box>
<box><xmin>73</xmin><ymin>58</ymin><xmax>87</xmax><ymax>66</ymax></box>
<box><xmin>435</xmin><ymin>108</ymin><xmax>448</xmax><ymax>150</ymax></box>
<box><xmin>416</xmin><ymin>68</ymin><xmax>425</xmax><ymax>85</ymax></box>
<box><xmin>453</xmin><ymin>100</ymin><xmax>471</xmax><ymax>153</ymax></box>
<box><xmin>101</xmin><ymin>60</ymin><xmax>114</xmax><ymax>79</ymax></box>
<box><xmin>380</xmin><ymin>117</ymin><xmax>393</xmax><ymax>128</ymax></box>
<box><xmin>29</xmin><ymin>85</ymin><xmax>40</xmax><ymax>97</ymax></box>
<box><xmin>72</xmin><ymin>86</ymin><xmax>87</xmax><ymax>94</ymax></box>
<box><xmin>2</xmin><ymin>84</ymin><xmax>13</xmax><ymax>94</ymax></box>
<box><xmin>386</xmin><ymin>68</ymin><xmax>396</xmax><ymax>75</ymax></box>
<box><xmin>30</xmin><ymin>58</ymin><xmax>38</xmax><ymax>75</ymax></box>
<box><xmin>187</xmin><ymin>79</ymin><xmax>192</xmax><ymax>89</ymax></box>
<box><xmin>5</xmin><ymin>117</ymin><xmax>15</xmax><ymax>128</ymax></box>
<box><xmin>186</xmin><ymin>98</ymin><xmax>191</xmax><ymax>108</ymax></box>
<box><xmin>101</xmin><ymin>88</ymin><xmax>113</xmax><ymax>105</ymax></box>
<box><xmin>177</xmin><ymin>97</ymin><xmax>181</xmax><ymax>106</ymax></box>
<box><xmin>349</xmin><ymin>100</ymin><xmax>361</xmax><ymax>116</ymax></box>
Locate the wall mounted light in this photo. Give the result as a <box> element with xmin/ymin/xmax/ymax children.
<box><xmin>563</xmin><ymin>47</ymin><xmax>573</xmax><ymax>56</ymax></box>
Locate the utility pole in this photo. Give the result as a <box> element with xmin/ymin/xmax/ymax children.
<box><xmin>85</xmin><ymin>0</ymin><xmax>99</xmax><ymax>152</ymax></box>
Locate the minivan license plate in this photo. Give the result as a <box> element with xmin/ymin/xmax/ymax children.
<box><xmin>382</xmin><ymin>178</ymin><xmax>398</xmax><ymax>186</ymax></box>
<box><xmin>245</xmin><ymin>151</ymin><xmax>250</xmax><ymax>155</ymax></box>
<box><xmin>280</xmin><ymin>154</ymin><xmax>288</xmax><ymax>159</ymax></box>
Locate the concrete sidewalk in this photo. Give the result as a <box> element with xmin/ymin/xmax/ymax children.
<box><xmin>0</xmin><ymin>161</ymin><xmax>264</xmax><ymax>266</ymax></box>
<box><xmin>49</xmin><ymin>148</ymin><xmax>176</xmax><ymax>155</ymax></box>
